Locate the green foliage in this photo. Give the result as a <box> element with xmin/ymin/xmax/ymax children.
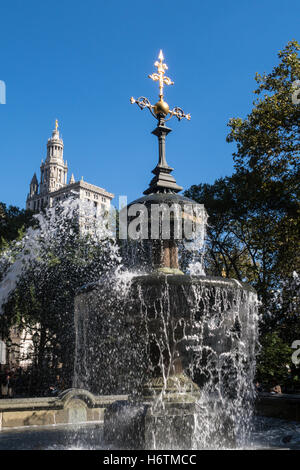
<box><xmin>0</xmin><ymin>202</ymin><xmax>35</xmax><ymax>253</ymax></box>
<box><xmin>185</xmin><ymin>172</ymin><xmax>286</xmax><ymax>300</ymax></box>
<box><xmin>0</xmin><ymin>201</ymin><xmax>119</xmax><ymax>393</ymax></box>
<box><xmin>186</xmin><ymin>41</ymin><xmax>300</xmax><ymax>388</ymax></box>
<box><xmin>256</xmin><ymin>332</ymin><xmax>293</xmax><ymax>388</ymax></box>
<box><xmin>227</xmin><ymin>40</ymin><xmax>300</xmax><ymax>184</ymax></box>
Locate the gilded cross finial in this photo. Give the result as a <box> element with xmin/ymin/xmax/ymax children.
<box><xmin>130</xmin><ymin>50</ymin><xmax>191</xmax><ymax>123</ymax></box>
<box><xmin>130</xmin><ymin>50</ymin><xmax>190</xmax><ymax>195</ymax></box>
<box><xmin>55</xmin><ymin>119</ymin><xmax>58</xmax><ymax>131</ymax></box>
<box><xmin>148</xmin><ymin>50</ymin><xmax>174</xmax><ymax>100</ymax></box>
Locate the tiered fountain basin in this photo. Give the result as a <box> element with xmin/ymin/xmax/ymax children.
<box><xmin>74</xmin><ymin>273</ymin><xmax>257</xmax><ymax>449</ymax></box>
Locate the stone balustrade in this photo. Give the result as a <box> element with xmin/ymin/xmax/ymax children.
<box><xmin>0</xmin><ymin>389</ymin><xmax>127</xmax><ymax>430</ymax></box>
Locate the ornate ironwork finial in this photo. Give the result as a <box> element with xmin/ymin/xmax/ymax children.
<box><xmin>148</xmin><ymin>49</ymin><xmax>174</xmax><ymax>101</ymax></box>
<box><xmin>130</xmin><ymin>50</ymin><xmax>191</xmax><ymax>195</ymax></box>
<box><xmin>130</xmin><ymin>50</ymin><xmax>191</xmax><ymax>123</ymax></box>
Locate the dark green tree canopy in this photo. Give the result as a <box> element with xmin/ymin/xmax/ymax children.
<box><xmin>227</xmin><ymin>40</ymin><xmax>300</xmax><ymax>186</ymax></box>
<box><xmin>186</xmin><ymin>41</ymin><xmax>300</xmax><ymax>388</ymax></box>
<box><xmin>0</xmin><ymin>202</ymin><xmax>35</xmax><ymax>251</ymax></box>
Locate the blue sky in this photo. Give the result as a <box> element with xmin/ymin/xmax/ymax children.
<box><xmin>0</xmin><ymin>0</ymin><xmax>299</xmax><ymax>209</ymax></box>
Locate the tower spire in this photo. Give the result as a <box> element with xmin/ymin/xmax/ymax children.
<box><xmin>39</xmin><ymin>121</ymin><xmax>67</xmax><ymax>194</ymax></box>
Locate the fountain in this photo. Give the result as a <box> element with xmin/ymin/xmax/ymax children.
<box><xmin>0</xmin><ymin>51</ymin><xmax>300</xmax><ymax>451</ymax></box>
<box><xmin>74</xmin><ymin>51</ymin><xmax>258</xmax><ymax>449</ymax></box>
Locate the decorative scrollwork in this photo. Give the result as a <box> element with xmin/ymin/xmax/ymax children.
<box><xmin>130</xmin><ymin>96</ymin><xmax>156</xmax><ymax>117</ymax></box>
<box><xmin>131</xmin><ymin>51</ymin><xmax>191</xmax><ymax>124</ymax></box>
<box><xmin>163</xmin><ymin>76</ymin><xmax>174</xmax><ymax>87</ymax></box>
<box><xmin>166</xmin><ymin>106</ymin><xmax>191</xmax><ymax>122</ymax></box>
<box><xmin>149</xmin><ymin>51</ymin><xmax>174</xmax><ymax>99</ymax></box>
<box><xmin>148</xmin><ymin>73</ymin><xmax>160</xmax><ymax>83</ymax></box>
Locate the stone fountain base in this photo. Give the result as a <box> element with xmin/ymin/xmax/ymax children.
<box><xmin>104</xmin><ymin>396</ymin><xmax>199</xmax><ymax>450</ymax></box>
<box><xmin>75</xmin><ymin>273</ymin><xmax>258</xmax><ymax>449</ymax></box>
<box><xmin>104</xmin><ymin>369</ymin><xmax>200</xmax><ymax>449</ymax></box>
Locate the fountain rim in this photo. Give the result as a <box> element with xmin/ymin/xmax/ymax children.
<box><xmin>76</xmin><ymin>273</ymin><xmax>257</xmax><ymax>296</ymax></box>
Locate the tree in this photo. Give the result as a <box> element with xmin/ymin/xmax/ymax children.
<box><xmin>187</xmin><ymin>40</ymin><xmax>299</xmax><ymax>294</ymax></box>
<box><xmin>186</xmin><ymin>41</ymin><xmax>300</xmax><ymax>388</ymax></box>
<box><xmin>226</xmin><ymin>40</ymin><xmax>300</xmax><ymax>281</ymax></box>
<box><xmin>256</xmin><ymin>331</ymin><xmax>293</xmax><ymax>389</ymax></box>
<box><xmin>185</xmin><ymin>172</ymin><xmax>284</xmax><ymax>303</ymax></box>
<box><xmin>0</xmin><ymin>202</ymin><xmax>35</xmax><ymax>253</ymax></box>
<box><xmin>227</xmin><ymin>40</ymin><xmax>299</xmax><ymax>184</ymax></box>
<box><xmin>0</xmin><ymin>198</ymin><xmax>120</xmax><ymax>394</ymax></box>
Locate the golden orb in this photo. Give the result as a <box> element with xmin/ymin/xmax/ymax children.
<box><xmin>154</xmin><ymin>99</ymin><xmax>169</xmax><ymax>116</ymax></box>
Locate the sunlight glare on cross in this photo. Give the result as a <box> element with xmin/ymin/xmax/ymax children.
<box><xmin>149</xmin><ymin>50</ymin><xmax>174</xmax><ymax>100</ymax></box>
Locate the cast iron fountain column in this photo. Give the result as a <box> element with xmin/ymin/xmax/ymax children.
<box><xmin>128</xmin><ymin>51</ymin><xmax>201</xmax><ymax>405</ymax></box>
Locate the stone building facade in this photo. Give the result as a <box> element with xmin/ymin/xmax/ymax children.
<box><xmin>26</xmin><ymin>121</ymin><xmax>114</xmax><ymax>214</ymax></box>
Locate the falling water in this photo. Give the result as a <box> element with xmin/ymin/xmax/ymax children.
<box><xmin>0</xmin><ymin>196</ymin><xmax>120</xmax><ymax>313</ymax></box>
<box><xmin>133</xmin><ymin>275</ymin><xmax>258</xmax><ymax>449</ymax></box>
<box><xmin>0</xmin><ymin>195</ymin><xmax>260</xmax><ymax>449</ymax></box>
<box><xmin>74</xmin><ymin>265</ymin><xmax>258</xmax><ymax>449</ymax></box>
